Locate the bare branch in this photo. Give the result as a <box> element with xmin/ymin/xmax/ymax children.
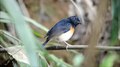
<box><xmin>46</xmin><ymin>45</ymin><xmax>120</xmax><ymax>51</ymax></box>
<box><xmin>1</xmin><ymin>45</ymin><xmax>120</xmax><ymax>53</ymax></box>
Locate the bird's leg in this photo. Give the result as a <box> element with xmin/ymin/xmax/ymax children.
<box><xmin>64</xmin><ymin>41</ymin><xmax>72</xmax><ymax>50</ymax></box>
<box><xmin>64</xmin><ymin>41</ymin><xmax>72</xmax><ymax>46</ymax></box>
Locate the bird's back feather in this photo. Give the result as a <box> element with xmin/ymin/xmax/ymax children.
<box><xmin>46</xmin><ymin>18</ymin><xmax>72</xmax><ymax>39</ymax></box>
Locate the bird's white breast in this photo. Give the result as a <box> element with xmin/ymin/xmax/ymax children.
<box><xmin>58</xmin><ymin>26</ymin><xmax>74</xmax><ymax>41</ymax></box>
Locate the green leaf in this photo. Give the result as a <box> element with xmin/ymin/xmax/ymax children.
<box><xmin>24</xmin><ymin>17</ymin><xmax>49</xmax><ymax>32</ymax></box>
<box><xmin>110</xmin><ymin>0</ymin><xmax>120</xmax><ymax>45</ymax></box>
<box><xmin>100</xmin><ymin>52</ymin><xmax>118</xmax><ymax>67</ymax></box>
<box><xmin>32</xmin><ymin>30</ymin><xmax>43</xmax><ymax>37</ymax></box>
<box><xmin>18</xmin><ymin>61</ymin><xmax>31</xmax><ymax>67</ymax></box>
<box><xmin>47</xmin><ymin>54</ymin><xmax>72</xmax><ymax>67</ymax></box>
<box><xmin>0</xmin><ymin>11</ymin><xmax>49</xmax><ymax>32</ymax></box>
<box><xmin>0</xmin><ymin>11</ymin><xmax>11</xmax><ymax>23</ymax></box>
<box><xmin>73</xmin><ymin>54</ymin><xmax>84</xmax><ymax>67</ymax></box>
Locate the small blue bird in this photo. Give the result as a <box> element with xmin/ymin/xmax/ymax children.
<box><xmin>42</xmin><ymin>16</ymin><xmax>81</xmax><ymax>46</ymax></box>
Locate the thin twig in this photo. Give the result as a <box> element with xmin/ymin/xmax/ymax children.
<box><xmin>70</xmin><ymin>0</ymin><xmax>85</xmax><ymax>23</ymax></box>
<box><xmin>46</xmin><ymin>45</ymin><xmax>120</xmax><ymax>51</ymax></box>
<box><xmin>18</xmin><ymin>0</ymin><xmax>30</xmax><ymax>17</ymax></box>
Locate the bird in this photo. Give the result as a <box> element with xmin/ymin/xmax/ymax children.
<box><xmin>42</xmin><ymin>16</ymin><xmax>81</xmax><ymax>47</ymax></box>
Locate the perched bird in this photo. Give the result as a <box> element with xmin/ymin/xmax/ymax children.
<box><xmin>42</xmin><ymin>16</ymin><xmax>81</xmax><ymax>47</ymax></box>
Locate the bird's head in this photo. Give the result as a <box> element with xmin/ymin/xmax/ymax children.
<box><xmin>67</xmin><ymin>16</ymin><xmax>81</xmax><ymax>27</ymax></box>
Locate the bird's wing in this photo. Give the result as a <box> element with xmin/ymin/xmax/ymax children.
<box><xmin>46</xmin><ymin>19</ymin><xmax>71</xmax><ymax>39</ymax></box>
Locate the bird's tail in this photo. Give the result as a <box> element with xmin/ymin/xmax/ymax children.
<box><xmin>42</xmin><ymin>38</ymin><xmax>49</xmax><ymax>47</ymax></box>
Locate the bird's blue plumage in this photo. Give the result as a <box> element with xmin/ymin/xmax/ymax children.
<box><xmin>46</xmin><ymin>18</ymin><xmax>71</xmax><ymax>39</ymax></box>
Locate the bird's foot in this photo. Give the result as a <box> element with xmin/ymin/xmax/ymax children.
<box><xmin>64</xmin><ymin>41</ymin><xmax>72</xmax><ymax>51</ymax></box>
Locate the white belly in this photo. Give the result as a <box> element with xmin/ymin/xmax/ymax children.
<box><xmin>58</xmin><ymin>30</ymin><xmax>74</xmax><ymax>41</ymax></box>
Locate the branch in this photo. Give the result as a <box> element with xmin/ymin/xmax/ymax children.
<box><xmin>70</xmin><ymin>0</ymin><xmax>85</xmax><ymax>23</ymax></box>
<box><xmin>46</xmin><ymin>45</ymin><xmax>120</xmax><ymax>51</ymax></box>
<box><xmin>1</xmin><ymin>45</ymin><xmax>120</xmax><ymax>53</ymax></box>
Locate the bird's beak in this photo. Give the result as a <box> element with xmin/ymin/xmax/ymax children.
<box><xmin>79</xmin><ymin>22</ymin><xmax>82</xmax><ymax>24</ymax></box>
<box><xmin>78</xmin><ymin>16</ymin><xmax>85</xmax><ymax>25</ymax></box>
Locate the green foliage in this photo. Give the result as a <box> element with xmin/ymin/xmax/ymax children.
<box><xmin>0</xmin><ymin>11</ymin><xmax>49</xmax><ymax>32</ymax></box>
<box><xmin>0</xmin><ymin>0</ymin><xmax>42</xmax><ymax>66</ymax></box>
<box><xmin>110</xmin><ymin>0</ymin><xmax>120</xmax><ymax>45</ymax></box>
<box><xmin>73</xmin><ymin>54</ymin><xmax>84</xmax><ymax>67</ymax></box>
<box><xmin>100</xmin><ymin>52</ymin><xmax>119</xmax><ymax>67</ymax></box>
<box><xmin>0</xmin><ymin>11</ymin><xmax>11</xmax><ymax>23</ymax></box>
<box><xmin>100</xmin><ymin>0</ymin><xmax>120</xmax><ymax>67</ymax></box>
<box><xmin>24</xmin><ymin>17</ymin><xmax>49</xmax><ymax>32</ymax></box>
<box><xmin>47</xmin><ymin>54</ymin><xmax>72</xmax><ymax>67</ymax></box>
